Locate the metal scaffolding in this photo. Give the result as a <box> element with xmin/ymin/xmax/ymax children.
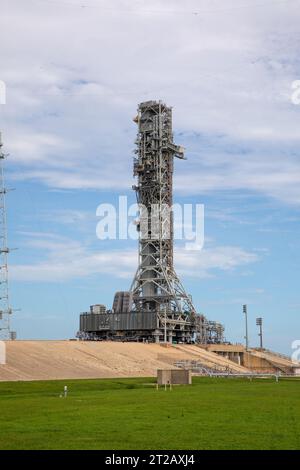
<box><xmin>130</xmin><ymin>100</ymin><xmax>201</xmax><ymax>342</ymax></box>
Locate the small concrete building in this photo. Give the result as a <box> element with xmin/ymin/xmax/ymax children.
<box><xmin>292</xmin><ymin>367</ymin><xmax>300</xmax><ymax>376</ymax></box>
<box><xmin>157</xmin><ymin>369</ymin><xmax>192</xmax><ymax>385</ymax></box>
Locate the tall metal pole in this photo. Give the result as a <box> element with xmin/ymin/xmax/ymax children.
<box><xmin>243</xmin><ymin>305</ymin><xmax>249</xmax><ymax>351</ymax></box>
<box><xmin>164</xmin><ymin>305</ymin><xmax>167</xmax><ymax>343</ymax></box>
<box><xmin>0</xmin><ymin>132</ymin><xmax>13</xmax><ymax>340</ymax></box>
<box><xmin>256</xmin><ymin>317</ymin><xmax>263</xmax><ymax>349</ymax></box>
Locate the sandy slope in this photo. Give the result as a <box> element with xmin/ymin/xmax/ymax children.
<box><xmin>0</xmin><ymin>340</ymin><xmax>249</xmax><ymax>381</ymax></box>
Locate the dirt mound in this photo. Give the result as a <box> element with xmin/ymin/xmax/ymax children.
<box><xmin>0</xmin><ymin>340</ymin><xmax>249</xmax><ymax>381</ymax></box>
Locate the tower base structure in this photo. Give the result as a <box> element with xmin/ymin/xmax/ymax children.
<box><xmin>78</xmin><ymin>303</ymin><xmax>224</xmax><ymax>344</ymax></box>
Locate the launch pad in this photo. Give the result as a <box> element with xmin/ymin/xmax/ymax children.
<box><xmin>78</xmin><ymin>101</ymin><xmax>224</xmax><ymax>344</ymax></box>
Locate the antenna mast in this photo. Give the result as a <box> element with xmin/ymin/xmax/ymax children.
<box><xmin>0</xmin><ymin>132</ymin><xmax>14</xmax><ymax>340</ymax></box>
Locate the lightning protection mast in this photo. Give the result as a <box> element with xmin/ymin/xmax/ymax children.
<box><xmin>0</xmin><ymin>132</ymin><xmax>15</xmax><ymax>340</ymax></box>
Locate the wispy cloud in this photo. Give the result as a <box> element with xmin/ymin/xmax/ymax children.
<box><xmin>1</xmin><ymin>0</ymin><xmax>300</xmax><ymax>204</ymax></box>
<box><xmin>10</xmin><ymin>232</ymin><xmax>259</xmax><ymax>282</ymax></box>
<box><xmin>176</xmin><ymin>245</ymin><xmax>259</xmax><ymax>279</ymax></box>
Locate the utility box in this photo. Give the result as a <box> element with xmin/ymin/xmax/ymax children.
<box><xmin>10</xmin><ymin>331</ymin><xmax>17</xmax><ymax>341</ymax></box>
<box><xmin>90</xmin><ymin>304</ymin><xmax>106</xmax><ymax>315</ymax></box>
<box><xmin>157</xmin><ymin>369</ymin><xmax>192</xmax><ymax>385</ymax></box>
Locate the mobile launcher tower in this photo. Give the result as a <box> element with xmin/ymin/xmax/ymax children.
<box><xmin>79</xmin><ymin>101</ymin><xmax>224</xmax><ymax>344</ymax></box>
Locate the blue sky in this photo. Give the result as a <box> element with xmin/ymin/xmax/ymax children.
<box><xmin>1</xmin><ymin>0</ymin><xmax>300</xmax><ymax>353</ymax></box>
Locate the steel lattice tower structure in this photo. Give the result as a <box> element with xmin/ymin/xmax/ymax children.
<box><xmin>130</xmin><ymin>101</ymin><xmax>202</xmax><ymax>342</ymax></box>
<box><xmin>78</xmin><ymin>101</ymin><xmax>224</xmax><ymax>344</ymax></box>
<box><xmin>0</xmin><ymin>133</ymin><xmax>14</xmax><ymax>340</ymax></box>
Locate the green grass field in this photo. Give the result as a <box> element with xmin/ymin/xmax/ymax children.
<box><xmin>0</xmin><ymin>376</ymin><xmax>299</xmax><ymax>450</ymax></box>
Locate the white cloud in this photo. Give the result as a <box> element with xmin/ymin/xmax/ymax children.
<box><xmin>10</xmin><ymin>232</ymin><xmax>259</xmax><ymax>282</ymax></box>
<box><xmin>176</xmin><ymin>244</ymin><xmax>259</xmax><ymax>279</ymax></box>
<box><xmin>1</xmin><ymin>0</ymin><xmax>300</xmax><ymax>203</ymax></box>
<box><xmin>7</xmin><ymin>131</ymin><xmax>77</xmax><ymax>164</ymax></box>
<box><xmin>39</xmin><ymin>209</ymin><xmax>94</xmax><ymax>225</ymax></box>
